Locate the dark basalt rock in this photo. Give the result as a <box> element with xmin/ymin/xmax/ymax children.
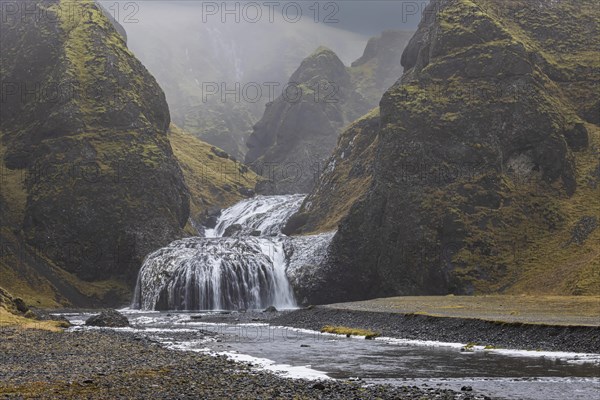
<box><xmin>211</xmin><ymin>147</ymin><xmax>230</xmax><ymax>159</ymax></box>
<box><xmin>85</xmin><ymin>309</ymin><xmax>130</xmax><ymax>328</ymax></box>
<box><xmin>293</xmin><ymin>0</ymin><xmax>599</xmax><ymax>303</ymax></box>
<box><xmin>0</xmin><ymin>0</ymin><xmax>190</xmax><ymax>284</ymax></box>
<box><xmin>263</xmin><ymin>306</ymin><xmax>278</xmax><ymax>313</ymax></box>
<box><xmin>563</xmin><ymin>123</ymin><xmax>589</xmax><ymax>151</ymax></box>
<box><xmin>201</xmin><ymin>208</ymin><xmax>222</xmax><ymax>229</ymax></box>
<box><xmin>222</xmin><ymin>224</ymin><xmax>243</xmax><ymax>237</ymax></box>
<box><xmin>13</xmin><ymin>298</ymin><xmax>29</xmax><ymax>314</ymax></box>
<box><xmin>245</xmin><ymin>47</ymin><xmax>370</xmax><ymax>194</ymax></box>
<box><xmin>238</xmin><ymin>187</ymin><xmax>255</xmax><ymax>198</ymax></box>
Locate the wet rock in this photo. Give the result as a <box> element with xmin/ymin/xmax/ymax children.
<box><xmin>263</xmin><ymin>306</ymin><xmax>278</xmax><ymax>313</ymax></box>
<box><xmin>222</xmin><ymin>224</ymin><xmax>242</xmax><ymax>237</ymax></box>
<box><xmin>85</xmin><ymin>309</ymin><xmax>130</xmax><ymax>328</ymax></box>
<box><xmin>201</xmin><ymin>208</ymin><xmax>222</xmax><ymax>229</ymax></box>
<box><xmin>238</xmin><ymin>187</ymin><xmax>255</xmax><ymax>198</ymax></box>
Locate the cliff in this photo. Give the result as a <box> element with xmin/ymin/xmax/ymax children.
<box><xmin>291</xmin><ymin>0</ymin><xmax>600</xmax><ymax>303</ymax></box>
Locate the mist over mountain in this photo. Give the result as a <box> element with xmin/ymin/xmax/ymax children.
<box><xmin>104</xmin><ymin>1</ymin><xmax>377</xmax><ymax>159</ymax></box>
<box><xmin>97</xmin><ymin>1</ymin><xmax>420</xmax><ymax>160</ymax></box>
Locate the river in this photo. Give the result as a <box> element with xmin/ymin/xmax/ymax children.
<box><xmin>61</xmin><ymin>310</ymin><xmax>600</xmax><ymax>400</ymax></box>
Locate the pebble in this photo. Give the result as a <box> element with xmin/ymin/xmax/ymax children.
<box><xmin>0</xmin><ymin>327</ymin><xmax>494</xmax><ymax>399</ymax></box>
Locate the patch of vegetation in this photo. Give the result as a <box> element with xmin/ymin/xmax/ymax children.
<box><xmin>321</xmin><ymin>325</ymin><xmax>380</xmax><ymax>339</ymax></box>
<box><xmin>169</xmin><ymin>124</ymin><xmax>259</xmax><ymax>225</ymax></box>
<box><xmin>0</xmin><ymin>287</ymin><xmax>66</xmax><ymax>331</ymax></box>
<box><xmin>292</xmin><ymin>108</ymin><xmax>380</xmax><ymax>234</ymax></box>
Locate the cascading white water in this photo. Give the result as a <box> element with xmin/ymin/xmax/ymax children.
<box><xmin>207</xmin><ymin>194</ymin><xmax>306</xmax><ymax>237</ymax></box>
<box><xmin>132</xmin><ymin>195</ymin><xmax>331</xmax><ymax>311</ymax></box>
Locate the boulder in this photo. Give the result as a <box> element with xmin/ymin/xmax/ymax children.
<box><xmin>85</xmin><ymin>309</ymin><xmax>130</xmax><ymax>327</ymax></box>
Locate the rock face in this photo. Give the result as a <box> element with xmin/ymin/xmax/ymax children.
<box><xmin>85</xmin><ymin>309</ymin><xmax>130</xmax><ymax>327</ymax></box>
<box><xmin>0</xmin><ymin>0</ymin><xmax>257</xmax><ymax>308</ymax></box>
<box><xmin>245</xmin><ymin>47</ymin><xmax>370</xmax><ymax>194</ymax></box>
<box><xmin>350</xmin><ymin>30</ymin><xmax>413</xmax><ymax>104</ymax></box>
<box><xmin>245</xmin><ymin>32</ymin><xmax>414</xmax><ymax>195</ymax></box>
<box><xmin>294</xmin><ymin>0</ymin><xmax>600</xmax><ymax>303</ymax></box>
<box><xmin>283</xmin><ymin>108</ymin><xmax>380</xmax><ymax>235</ymax></box>
<box><xmin>0</xmin><ymin>0</ymin><xmax>190</xmax><ymax>282</ymax></box>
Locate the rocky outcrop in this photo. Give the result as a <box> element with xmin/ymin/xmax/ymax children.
<box><xmin>246</xmin><ymin>31</ymin><xmax>414</xmax><ymax>195</ymax></box>
<box><xmin>294</xmin><ymin>0</ymin><xmax>600</xmax><ymax>303</ymax></box>
<box><xmin>0</xmin><ymin>0</ymin><xmax>259</xmax><ymax>308</ymax></box>
<box><xmin>0</xmin><ymin>0</ymin><xmax>190</xmax><ymax>283</ymax></box>
<box><xmin>246</xmin><ymin>47</ymin><xmax>370</xmax><ymax>194</ymax></box>
<box><xmin>350</xmin><ymin>30</ymin><xmax>414</xmax><ymax>104</ymax></box>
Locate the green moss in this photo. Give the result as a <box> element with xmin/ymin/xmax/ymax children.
<box><xmin>321</xmin><ymin>325</ymin><xmax>380</xmax><ymax>339</ymax></box>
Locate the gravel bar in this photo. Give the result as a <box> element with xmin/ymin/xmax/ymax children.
<box><xmin>270</xmin><ymin>307</ymin><xmax>600</xmax><ymax>354</ymax></box>
<box><xmin>0</xmin><ymin>327</ymin><xmax>494</xmax><ymax>399</ymax></box>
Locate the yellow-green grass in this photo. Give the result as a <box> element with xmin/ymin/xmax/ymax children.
<box><xmin>320</xmin><ymin>325</ymin><xmax>380</xmax><ymax>339</ymax></box>
<box><xmin>169</xmin><ymin>124</ymin><xmax>259</xmax><ymax>220</ymax></box>
<box><xmin>0</xmin><ymin>307</ymin><xmax>68</xmax><ymax>332</ymax></box>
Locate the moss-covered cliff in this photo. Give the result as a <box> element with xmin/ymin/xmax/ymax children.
<box><xmin>293</xmin><ymin>0</ymin><xmax>600</xmax><ymax>303</ymax></box>
<box><xmin>0</xmin><ymin>0</ymin><xmax>257</xmax><ymax>307</ymax></box>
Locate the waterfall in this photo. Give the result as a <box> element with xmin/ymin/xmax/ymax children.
<box><xmin>207</xmin><ymin>194</ymin><xmax>305</xmax><ymax>237</ymax></box>
<box><xmin>132</xmin><ymin>195</ymin><xmax>322</xmax><ymax>311</ymax></box>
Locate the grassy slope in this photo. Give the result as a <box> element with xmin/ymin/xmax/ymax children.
<box><xmin>168</xmin><ymin>124</ymin><xmax>259</xmax><ymax>230</ymax></box>
<box><xmin>0</xmin><ymin>288</ymin><xmax>66</xmax><ymax>331</ymax></box>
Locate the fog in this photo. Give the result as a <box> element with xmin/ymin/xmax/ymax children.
<box><xmin>97</xmin><ymin>1</ymin><xmax>421</xmax><ymax>157</ymax></box>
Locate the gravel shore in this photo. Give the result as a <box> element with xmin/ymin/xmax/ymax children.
<box><xmin>270</xmin><ymin>307</ymin><xmax>600</xmax><ymax>354</ymax></box>
<box><xmin>0</xmin><ymin>326</ymin><xmax>493</xmax><ymax>399</ymax></box>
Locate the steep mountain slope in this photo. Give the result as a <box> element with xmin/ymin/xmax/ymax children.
<box><xmin>245</xmin><ymin>47</ymin><xmax>370</xmax><ymax>194</ymax></box>
<box><xmin>168</xmin><ymin>125</ymin><xmax>260</xmax><ymax>232</ymax></box>
<box><xmin>351</xmin><ymin>30</ymin><xmax>414</xmax><ymax>104</ymax></box>
<box><xmin>245</xmin><ymin>31</ymin><xmax>414</xmax><ymax>194</ymax></box>
<box><xmin>0</xmin><ymin>0</ymin><xmax>256</xmax><ymax>307</ymax></box>
<box><xmin>291</xmin><ymin>0</ymin><xmax>600</xmax><ymax>303</ymax></box>
<box><xmin>283</xmin><ymin>108</ymin><xmax>380</xmax><ymax>235</ymax></box>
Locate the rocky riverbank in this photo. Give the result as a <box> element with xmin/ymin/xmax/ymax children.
<box><xmin>270</xmin><ymin>307</ymin><xmax>600</xmax><ymax>354</ymax></box>
<box><xmin>0</xmin><ymin>326</ymin><xmax>493</xmax><ymax>399</ymax></box>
